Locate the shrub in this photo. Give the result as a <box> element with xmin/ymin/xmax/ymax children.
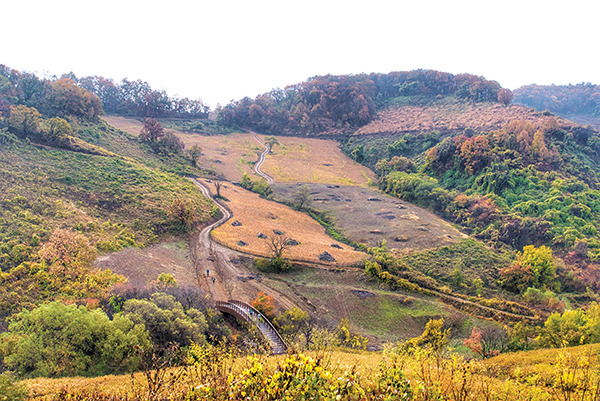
<box><xmin>121</xmin><ymin>293</ymin><xmax>207</xmax><ymax>349</ymax></box>
<box><xmin>0</xmin><ymin>373</ymin><xmax>27</xmax><ymax>401</ymax></box>
<box><xmin>0</xmin><ymin>301</ymin><xmax>150</xmax><ymax>377</ymax></box>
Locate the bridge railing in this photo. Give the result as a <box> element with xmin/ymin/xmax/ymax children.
<box><xmin>216</xmin><ymin>299</ymin><xmax>288</xmax><ymax>352</ymax></box>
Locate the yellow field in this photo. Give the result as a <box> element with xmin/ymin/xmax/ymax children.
<box><xmin>179</xmin><ymin>132</ymin><xmax>261</xmax><ymax>181</ymax></box>
<box><xmin>23</xmin><ymin>345</ymin><xmax>592</xmax><ymax>399</ymax></box>
<box><xmin>22</xmin><ymin>350</ymin><xmax>377</xmax><ymax>399</ymax></box>
<box><xmin>210</xmin><ymin>182</ymin><xmax>367</xmax><ymax>266</ymax></box>
<box><xmin>257</xmin><ymin>134</ymin><xmax>375</xmax><ymax>185</ymax></box>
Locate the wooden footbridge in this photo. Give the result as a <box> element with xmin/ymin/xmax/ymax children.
<box><xmin>216</xmin><ymin>300</ymin><xmax>288</xmax><ymax>354</ymax></box>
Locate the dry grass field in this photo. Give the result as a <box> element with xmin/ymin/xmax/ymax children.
<box><xmin>272</xmin><ymin>183</ymin><xmax>466</xmax><ymax>250</ymax></box>
<box><xmin>102</xmin><ymin>115</ymin><xmax>144</xmax><ymax>136</ymax></box>
<box><xmin>21</xmin><ymin>350</ymin><xmax>380</xmax><ymax>400</ymax></box>
<box><xmin>256</xmin><ymin>134</ymin><xmax>375</xmax><ymax>185</ymax></box>
<box><xmin>94</xmin><ymin>237</ymin><xmax>197</xmax><ymax>288</ymax></box>
<box><xmin>209</xmin><ymin>181</ymin><xmax>367</xmax><ymax>266</ymax></box>
<box><xmin>179</xmin><ymin>132</ymin><xmax>261</xmax><ymax>181</ymax></box>
<box><xmin>355</xmin><ymin>101</ymin><xmax>573</xmax><ymax>136</ymax></box>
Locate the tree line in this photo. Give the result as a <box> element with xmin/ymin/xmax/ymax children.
<box><xmin>514</xmin><ymin>83</ymin><xmax>600</xmax><ymax>117</ymax></box>
<box><xmin>218</xmin><ymin>69</ymin><xmax>510</xmax><ymax>135</ymax></box>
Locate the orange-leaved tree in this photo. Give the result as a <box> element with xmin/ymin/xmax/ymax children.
<box><xmin>251</xmin><ymin>291</ymin><xmax>275</xmax><ymax>320</ymax></box>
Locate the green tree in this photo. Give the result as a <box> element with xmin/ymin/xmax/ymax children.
<box><xmin>187</xmin><ymin>144</ymin><xmax>202</xmax><ymax>167</ymax></box>
<box><xmin>0</xmin><ymin>302</ymin><xmax>150</xmax><ymax>377</ymax></box>
<box><xmin>0</xmin><ymin>373</ymin><xmax>27</xmax><ymax>401</ymax></box>
<box><xmin>537</xmin><ymin>303</ymin><xmax>600</xmax><ymax>348</ymax></box>
<box><xmin>121</xmin><ymin>293</ymin><xmax>207</xmax><ymax>348</ymax></box>
<box><xmin>7</xmin><ymin>105</ymin><xmax>42</xmax><ymax>138</ymax></box>
<box><xmin>46</xmin><ymin>117</ymin><xmax>73</xmax><ymax>143</ymax></box>
<box><xmin>264</xmin><ymin>135</ymin><xmax>279</xmax><ymax>152</ymax></box>
<box><xmin>519</xmin><ymin>245</ymin><xmax>557</xmax><ymax>289</ymax></box>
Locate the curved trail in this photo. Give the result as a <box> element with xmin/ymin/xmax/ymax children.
<box><xmin>251</xmin><ymin>132</ymin><xmax>274</xmax><ymax>184</ymax></box>
<box><xmin>190</xmin><ymin>178</ymin><xmax>295</xmax><ymax>310</ymax></box>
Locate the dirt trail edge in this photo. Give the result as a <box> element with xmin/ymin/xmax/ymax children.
<box><xmin>190</xmin><ymin>178</ymin><xmax>295</xmax><ymax>310</ymax></box>
<box><xmin>251</xmin><ymin>132</ymin><xmax>274</xmax><ymax>184</ymax></box>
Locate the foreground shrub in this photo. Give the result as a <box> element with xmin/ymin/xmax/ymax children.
<box><xmin>0</xmin><ymin>372</ymin><xmax>27</xmax><ymax>401</ymax></box>
<box><xmin>0</xmin><ymin>301</ymin><xmax>150</xmax><ymax>377</ymax></box>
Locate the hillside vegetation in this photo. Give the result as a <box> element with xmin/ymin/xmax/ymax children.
<box><xmin>0</xmin><ymin>66</ymin><xmax>216</xmax><ymax>320</ymax></box>
<box><xmin>219</xmin><ymin>69</ymin><xmax>508</xmax><ymax>136</ymax></box>
<box><xmin>514</xmin><ymin>83</ymin><xmax>600</xmax><ymax>129</ymax></box>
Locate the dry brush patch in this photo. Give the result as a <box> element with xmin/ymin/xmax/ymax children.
<box><xmin>356</xmin><ymin>102</ymin><xmax>574</xmax><ymax>136</ymax></box>
<box><xmin>256</xmin><ymin>134</ymin><xmax>375</xmax><ymax>185</ymax></box>
<box><xmin>210</xmin><ymin>183</ymin><xmax>367</xmax><ymax>266</ymax></box>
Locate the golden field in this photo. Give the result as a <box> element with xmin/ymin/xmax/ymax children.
<box><xmin>210</xmin><ymin>182</ymin><xmax>367</xmax><ymax>266</ymax></box>
<box><xmin>179</xmin><ymin>132</ymin><xmax>260</xmax><ymax>181</ymax></box>
<box><xmin>257</xmin><ymin>134</ymin><xmax>375</xmax><ymax>185</ymax></box>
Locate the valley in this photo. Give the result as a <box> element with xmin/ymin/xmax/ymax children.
<box><xmin>3</xmin><ymin>65</ymin><xmax>600</xmax><ymax>400</ymax></box>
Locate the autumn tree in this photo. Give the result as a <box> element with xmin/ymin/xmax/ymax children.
<box><xmin>167</xmin><ymin>199</ymin><xmax>199</xmax><ymax>231</ymax></box>
<box><xmin>250</xmin><ymin>291</ymin><xmax>275</xmax><ymax>320</ymax></box>
<box><xmin>187</xmin><ymin>144</ymin><xmax>203</xmax><ymax>167</ymax></box>
<box><xmin>7</xmin><ymin>105</ymin><xmax>42</xmax><ymax>138</ymax></box>
<box><xmin>140</xmin><ymin>117</ymin><xmax>165</xmax><ymax>143</ymax></box>
<box><xmin>497</xmin><ymin>88</ymin><xmax>513</xmax><ymax>106</ymax></box>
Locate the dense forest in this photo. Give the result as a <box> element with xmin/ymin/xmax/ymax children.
<box><xmin>218</xmin><ymin>70</ymin><xmax>509</xmax><ymax>135</ymax></box>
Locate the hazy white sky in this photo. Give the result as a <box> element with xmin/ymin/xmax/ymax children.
<box><xmin>3</xmin><ymin>0</ymin><xmax>599</xmax><ymax>107</ymax></box>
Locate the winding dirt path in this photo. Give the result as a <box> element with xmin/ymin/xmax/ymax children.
<box><xmin>251</xmin><ymin>132</ymin><xmax>274</xmax><ymax>184</ymax></box>
<box><xmin>190</xmin><ymin>178</ymin><xmax>295</xmax><ymax>310</ymax></box>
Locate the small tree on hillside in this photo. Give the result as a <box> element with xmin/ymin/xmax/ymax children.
<box><xmin>187</xmin><ymin>144</ymin><xmax>202</xmax><ymax>167</ymax></box>
<box><xmin>293</xmin><ymin>184</ymin><xmax>313</xmax><ymax>210</ymax></box>
<box><xmin>498</xmin><ymin>88</ymin><xmax>513</xmax><ymax>106</ymax></box>
<box><xmin>140</xmin><ymin>117</ymin><xmax>165</xmax><ymax>143</ymax></box>
<box><xmin>265</xmin><ymin>136</ymin><xmax>279</xmax><ymax>152</ymax></box>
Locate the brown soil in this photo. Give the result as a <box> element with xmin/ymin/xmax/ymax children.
<box><xmin>94</xmin><ymin>237</ymin><xmax>197</xmax><ymax>288</ymax></box>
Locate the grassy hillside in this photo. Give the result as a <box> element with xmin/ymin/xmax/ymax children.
<box><xmin>0</xmin><ymin>125</ymin><xmax>216</xmax><ymax>314</ymax></box>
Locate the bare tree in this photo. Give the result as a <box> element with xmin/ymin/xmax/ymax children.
<box><xmin>266</xmin><ymin>233</ymin><xmax>291</xmax><ymax>260</ymax></box>
<box><xmin>211</xmin><ymin>175</ymin><xmax>225</xmax><ymax>198</ymax></box>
